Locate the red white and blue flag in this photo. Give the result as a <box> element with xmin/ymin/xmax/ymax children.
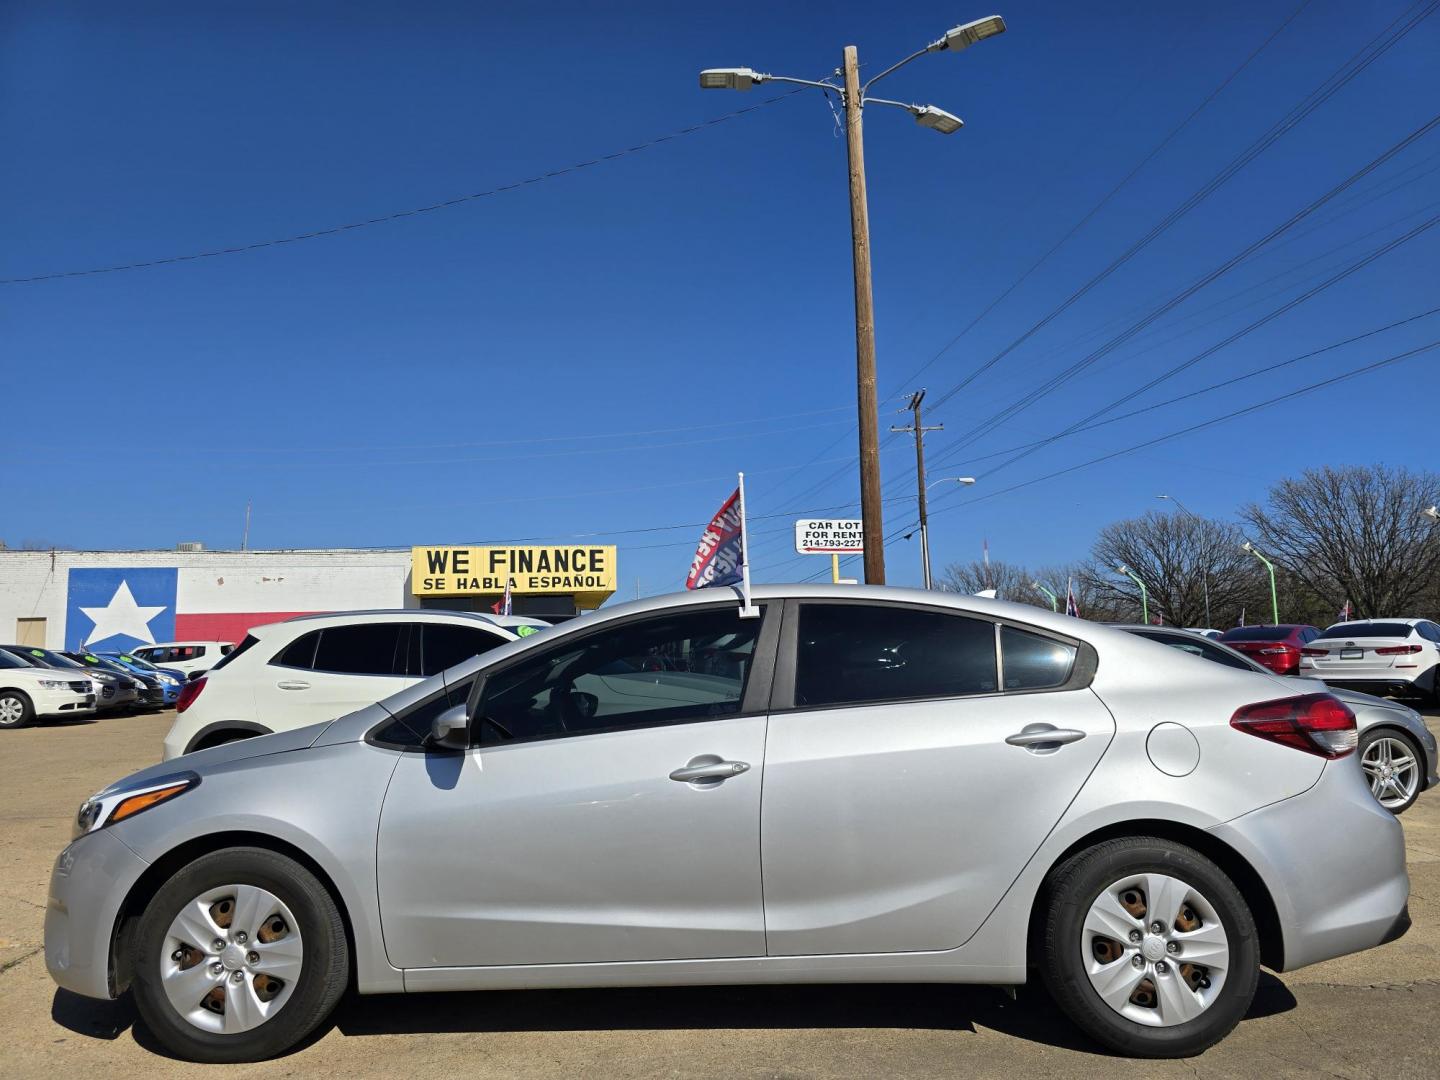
<box><xmin>1338</xmin><ymin>599</ymin><xmax>1352</xmax><ymax>622</ymax></box>
<box><xmin>687</xmin><ymin>488</ymin><xmax>745</xmax><ymax>590</ymax></box>
<box><xmin>1064</xmin><ymin>576</ymin><xmax>1080</xmax><ymax>618</ymax></box>
<box><xmin>492</xmin><ymin>577</ymin><xmax>514</xmax><ymax>617</ymax></box>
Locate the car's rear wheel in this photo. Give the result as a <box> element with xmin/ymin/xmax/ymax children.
<box><xmin>131</xmin><ymin>847</ymin><xmax>348</xmax><ymax>1063</ymax></box>
<box><xmin>0</xmin><ymin>690</ymin><xmax>35</xmax><ymax>729</ymax></box>
<box><xmin>1358</xmin><ymin>728</ymin><xmax>1423</xmax><ymax>815</ymax></box>
<box><xmin>1041</xmin><ymin>837</ymin><xmax>1259</xmax><ymax>1058</ymax></box>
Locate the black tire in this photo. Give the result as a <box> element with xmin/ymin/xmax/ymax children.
<box><xmin>0</xmin><ymin>689</ymin><xmax>35</xmax><ymax>729</ymax></box>
<box><xmin>1041</xmin><ymin>837</ymin><xmax>1259</xmax><ymax>1058</ymax></box>
<box><xmin>131</xmin><ymin>847</ymin><xmax>349</xmax><ymax>1063</ymax></box>
<box><xmin>1358</xmin><ymin>727</ymin><xmax>1424</xmax><ymax>816</ymax></box>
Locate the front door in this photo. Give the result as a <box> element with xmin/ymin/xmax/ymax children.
<box><xmin>761</xmin><ymin>601</ymin><xmax>1114</xmax><ymax>956</ymax></box>
<box><xmin>376</xmin><ymin>603</ymin><xmax>777</xmax><ymax>968</ymax></box>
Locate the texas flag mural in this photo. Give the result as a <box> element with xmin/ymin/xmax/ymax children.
<box><xmin>65</xmin><ymin>567</ymin><xmax>315</xmax><ymax>650</ymax></box>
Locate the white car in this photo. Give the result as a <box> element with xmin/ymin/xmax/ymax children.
<box><xmin>1300</xmin><ymin>618</ymin><xmax>1440</xmax><ymax>703</ymax></box>
<box><xmin>130</xmin><ymin>641</ymin><xmax>236</xmax><ymax>677</ymax></box>
<box><xmin>0</xmin><ymin>648</ymin><xmax>97</xmax><ymax>728</ymax></box>
<box><xmin>161</xmin><ymin>610</ymin><xmax>544</xmax><ymax>759</ymax></box>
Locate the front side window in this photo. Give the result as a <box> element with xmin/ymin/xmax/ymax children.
<box><xmin>421</xmin><ymin>623</ymin><xmax>508</xmax><ymax>676</ymax></box>
<box><xmin>1000</xmin><ymin>626</ymin><xmax>1077</xmax><ymax>689</ymax></box>
<box><xmin>475</xmin><ymin>607</ymin><xmax>762</xmax><ymax>744</ymax></box>
<box><xmin>794</xmin><ymin>604</ymin><xmax>998</xmax><ymax>708</ymax></box>
<box><xmin>372</xmin><ymin>674</ymin><xmax>477</xmax><ymax>749</ymax></box>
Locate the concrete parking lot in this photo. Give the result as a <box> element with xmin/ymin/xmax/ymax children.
<box><xmin>2</xmin><ymin>709</ymin><xmax>1438</xmax><ymax>1079</ymax></box>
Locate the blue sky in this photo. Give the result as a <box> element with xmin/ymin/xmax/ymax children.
<box><xmin>3</xmin><ymin>0</ymin><xmax>1437</xmax><ymax>595</ymax></box>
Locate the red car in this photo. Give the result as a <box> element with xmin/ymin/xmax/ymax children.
<box><xmin>1217</xmin><ymin>624</ymin><xmax>1321</xmax><ymax>675</ymax></box>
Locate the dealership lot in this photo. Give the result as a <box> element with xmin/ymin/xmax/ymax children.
<box><xmin>2</xmin><ymin>710</ymin><xmax>1438</xmax><ymax>1079</ymax></box>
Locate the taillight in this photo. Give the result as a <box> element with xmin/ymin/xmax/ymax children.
<box><xmin>176</xmin><ymin>676</ymin><xmax>206</xmax><ymax>714</ymax></box>
<box><xmin>1375</xmin><ymin>644</ymin><xmax>1422</xmax><ymax>655</ymax></box>
<box><xmin>1300</xmin><ymin>647</ymin><xmax>1327</xmax><ymax>657</ymax></box>
<box><xmin>1257</xmin><ymin>647</ymin><xmax>1291</xmax><ymax>655</ymax></box>
<box><xmin>1230</xmin><ymin>693</ymin><xmax>1356</xmax><ymax>758</ymax></box>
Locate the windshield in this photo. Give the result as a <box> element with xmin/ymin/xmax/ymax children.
<box><xmin>23</xmin><ymin>647</ymin><xmax>85</xmax><ymax>669</ymax></box>
<box><xmin>111</xmin><ymin>653</ymin><xmax>160</xmax><ymax>673</ymax></box>
<box><xmin>1221</xmin><ymin>627</ymin><xmax>1292</xmax><ymax>641</ymax></box>
<box><xmin>1318</xmin><ymin>622</ymin><xmax>1414</xmax><ymax>639</ymax></box>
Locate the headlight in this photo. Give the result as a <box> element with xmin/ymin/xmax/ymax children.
<box><xmin>72</xmin><ymin>774</ymin><xmax>199</xmax><ymax>839</ymax></box>
<box><xmin>37</xmin><ymin>679</ymin><xmax>66</xmax><ymax>689</ymax></box>
<box><xmin>130</xmin><ymin>679</ymin><xmax>145</xmax><ymax>690</ymax></box>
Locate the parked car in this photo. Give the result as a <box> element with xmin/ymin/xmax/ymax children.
<box><xmin>1121</xmin><ymin>625</ymin><xmax>1437</xmax><ymax>814</ymax></box>
<box><xmin>130</xmin><ymin>641</ymin><xmax>236</xmax><ymax>678</ymax></box>
<box><xmin>1185</xmin><ymin>628</ymin><xmax>1224</xmax><ymax>640</ymax></box>
<box><xmin>49</xmin><ymin>586</ymin><xmax>1408</xmax><ymax>1062</ymax></box>
<box><xmin>0</xmin><ymin>645</ymin><xmax>138</xmax><ymax>713</ymax></box>
<box><xmin>1300</xmin><ymin>619</ymin><xmax>1440</xmax><ymax>703</ymax></box>
<box><xmin>0</xmin><ymin>647</ymin><xmax>96</xmax><ymax>728</ymax></box>
<box><xmin>160</xmin><ymin>610</ymin><xmax>538</xmax><ymax>759</ymax></box>
<box><xmin>65</xmin><ymin>652</ymin><xmax>166</xmax><ymax>710</ymax></box>
<box><xmin>1217</xmin><ymin>625</ymin><xmax>1321</xmax><ymax>676</ymax></box>
<box><xmin>97</xmin><ymin>652</ymin><xmax>186</xmax><ymax>706</ymax></box>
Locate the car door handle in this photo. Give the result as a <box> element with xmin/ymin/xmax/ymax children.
<box><xmin>1005</xmin><ymin>725</ymin><xmax>1086</xmax><ymax>751</ymax></box>
<box><xmin>276</xmin><ymin>680</ymin><xmax>311</xmax><ymax>691</ymax></box>
<box><xmin>669</xmin><ymin>759</ymin><xmax>750</xmax><ymax>783</ymax></box>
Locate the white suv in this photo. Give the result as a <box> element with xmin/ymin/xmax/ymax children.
<box><xmin>130</xmin><ymin>641</ymin><xmax>235</xmax><ymax>677</ymax></box>
<box><xmin>161</xmin><ymin>610</ymin><xmax>545</xmax><ymax>759</ymax></box>
<box><xmin>0</xmin><ymin>649</ymin><xmax>97</xmax><ymax>728</ymax></box>
<box><xmin>1299</xmin><ymin>618</ymin><xmax>1440</xmax><ymax>703</ymax></box>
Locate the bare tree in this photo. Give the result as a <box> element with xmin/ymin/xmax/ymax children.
<box><xmin>1242</xmin><ymin>465</ymin><xmax>1440</xmax><ymax>619</ymax></box>
<box><xmin>1089</xmin><ymin>511</ymin><xmax>1262</xmax><ymax>627</ymax></box>
<box><xmin>1031</xmin><ymin>563</ymin><xmax>1115</xmax><ymax>619</ymax></box>
<box><xmin>937</xmin><ymin>559</ymin><xmax>1048</xmax><ymax>606</ymax></box>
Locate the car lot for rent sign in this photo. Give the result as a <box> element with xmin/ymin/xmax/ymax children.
<box><xmin>794</xmin><ymin>519</ymin><xmax>865</xmax><ymax>554</ymax></box>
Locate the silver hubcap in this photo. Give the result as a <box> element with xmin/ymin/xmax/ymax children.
<box><xmin>1361</xmin><ymin>737</ymin><xmax>1419</xmax><ymax>809</ymax></box>
<box><xmin>1082</xmin><ymin>873</ymin><xmax>1230</xmax><ymax>1027</ymax></box>
<box><xmin>0</xmin><ymin>697</ymin><xmax>23</xmax><ymax>724</ymax></box>
<box><xmin>160</xmin><ymin>884</ymin><xmax>303</xmax><ymax>1034</ymax></box>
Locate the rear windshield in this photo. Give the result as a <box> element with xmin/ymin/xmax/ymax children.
<box><xmin>209</xmin><ymin>634</ymin><xmax>258</xmax><ymax>672</ymax></box>
<box><xmin>1318</xmin><ymin>622</ymin><xmax>1413</xmax><ymax>639</ymax></box>
<box><xmin>1220</xmin><ymin>627</ymin><xmax>1291</xmax><ymax>641</ymax></box>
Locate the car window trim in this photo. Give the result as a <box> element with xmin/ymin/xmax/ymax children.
<box><xmin>460</xmin><ymin>600</ymin><xmax>781</xmax><ymax>750</ymax></box>
<box><xmin>773</xmin><ymin>596</ymin><xmax>1096</xmax><ymax>714</ymax></box>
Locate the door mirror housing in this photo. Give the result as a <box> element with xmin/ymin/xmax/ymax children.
<box><xmin>429</xmin><ymin>704</ymin><xmax>470</xmax><ymax>751</ymax></box>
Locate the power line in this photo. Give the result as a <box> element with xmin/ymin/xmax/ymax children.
<box><xmin>921</xmin><ymin>0</ymin><xmax>1437</xmax><ymax>417</ymax></box>
<box><xmin>0</xmin><ymin>90</ymin><xmax>804</xmax><ymax>286</ymax></box>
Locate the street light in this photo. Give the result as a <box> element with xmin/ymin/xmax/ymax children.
<box><xmin>1241</xmin><ymin>541</ymin><xmax>1280</xmax><ymax>625</ymax></box>
<box><xmin>1032</xmin><ymin>580</ymin><xmax>1059</xmax><ymax>612</ymax></box>
<box><xmin>1423</xmin><ymin>505</ymin><xmax>1439</xmax><ymax>521</ymax></box>
<box><xmin>1156</xmin><ymin>494</ymin><xmax>1212</xmax><ymax>628</ymax></box>
<box><xmin>1116</xmin><ymin>564</ymin><xmax>1149</xmax><ymax>625</ymax></box>
<box><xmin>899</xmin><ymin>476</ymin><xmax>975</xmax><ymax>589</ymax></box>
<box><xmin>699</xmin><ymin>15</ymin><xmax>1007</xmax><ymax>586</ymax></box>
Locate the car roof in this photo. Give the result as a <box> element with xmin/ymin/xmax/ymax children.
<box><xmin>140</xmin><ymin>640</ymin><xmax>232</xmax><ymax>647</ymax></box>
<box><xmin>277</xmin><ymin>609</ymin><xmax>527</xmax><ymax>628</ymax></box>
<box><xmin>1322</xmin><ymin>618</ymin><xmax>1426</xmax><ymax>630</ymax></box>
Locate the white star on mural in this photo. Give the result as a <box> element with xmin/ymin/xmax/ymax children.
<box><xmin>79</xmin><ymin>580</ymin><xmax>167</xmax><ymax>646</ymax></box>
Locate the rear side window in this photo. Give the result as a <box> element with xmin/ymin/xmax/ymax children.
<box><xmin>313</xmin><ymin>624</ymin><xmax>406</xmax><ymax>676</ymax></box>
<box><xmin>421</xmin><ymin>623</ymin><xmax>508</xmax><ymax>676</ymax></box>
<box><xmin>274</xmin><ymin>630</ymin><xmax>321</xmax><ymax>670</ymax></box>
<box><xmin>210</xmin><ymin>635</ymin><xmax>258</xmax><ymax>672</ymax></box>
<box><xmin>1000</xmin><ymin>626</ymin><xmax>1076</xmax><ymax>690</ymax></box>
<box><xmin>1318</xmin><ymin>622</ymin><xmax>1414</xmax><ymax>639</ymax></box>
<box><xmin>795</xmin><ymin>604</ymin><xmax>998</xmax><ymax>708</ymax></box>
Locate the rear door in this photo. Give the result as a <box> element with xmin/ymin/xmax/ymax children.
<box><xmin>255</xmin><ymin>622</ymin><xmax>417</xmax><ymax>726</ymax></box>
<box><xmin>760</xmin><ymin>600</ymin><xmax>1114</xmax><ymax>956</ymax></box>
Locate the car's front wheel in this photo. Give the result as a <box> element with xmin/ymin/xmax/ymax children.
<box><xmin>0</xmin><ymin>689</ymin><xmax>34</xmax><ymax>729</ymax></box>
<box><xmin>131</xmin><ymin>847</ymin><xmax>349</xmax><ymax>1063</ymax></box>
<box><xmin>1041</xmin><ymin>837</ymin><xmax>1259</xmax><ymax>1058</ymax></box>
<box><xmin>1358</xmin><ymin>728</ymin><xmax>1423</xmax><ymax>815</ymax></box>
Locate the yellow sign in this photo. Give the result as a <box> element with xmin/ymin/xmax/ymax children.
<box><xmin>412</xmin><ymin>545</ymin><xmax>617</xmax><ymax>607</ymax></box>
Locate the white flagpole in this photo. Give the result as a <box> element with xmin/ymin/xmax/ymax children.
<box><xmin>737</xmin><ymin>471</ymin><xmax>758</xmax><ymax>618</ymax></box>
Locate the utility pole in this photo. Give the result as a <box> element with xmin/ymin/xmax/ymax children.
<box><xmin>891</xmin><ymin>389</ymin><xmax>944</xmax><ymax>588</ymax></box>
<box><xmin>242</xmin><ymin>500</ymin><xmax>251</xmax><ymax>552</ymax></box>
<box><xmin>843</xmin><ymin>45</ymin><xmax>885</xmax><ymax>586</ymax></box>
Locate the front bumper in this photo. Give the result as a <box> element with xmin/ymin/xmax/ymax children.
<box><xmin>1211</xmin><ymin>756</ymin><xmax>1409</xmax><ymax>971</ymax></box>
<box><xmin>30</xmin><ymin>685</ymin><xmax>96</xmax><ymax>719</ymax></box>
<box><xmin>44</xmin><ymin>829</ymin><xmax>150</xmax><ymax>999</ymax></box>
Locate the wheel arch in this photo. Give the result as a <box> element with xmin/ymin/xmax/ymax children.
<box><xmin>1026</xmin><ymin>818</ymin><xmax>1285</xmax><ymax>972</ymax></box>
<box><xmin>183</xmin><ymin>720</ymin><xmax>272</xmax><ymax>755</ymax></box>
<box><xmin>108</xmin><ymin>830</ymin><xmax>357</xmax><ymax>998</ymax></box>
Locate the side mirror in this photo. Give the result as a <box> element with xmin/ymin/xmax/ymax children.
<box><xmin>429</xmin><ymin>704</ymin><xmax>470</xmax><ymax>751</ymax></box>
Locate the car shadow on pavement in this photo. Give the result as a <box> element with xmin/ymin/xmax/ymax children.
<box><xmin>52</xmin><ymin>974</ymin><xmax>1297</xmax><ymax>1060</ymax></box>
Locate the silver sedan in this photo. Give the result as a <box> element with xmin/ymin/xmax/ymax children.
<box><xmin>45</xmin><ymin>586</ymin><xmax>1409</xmax><ymax>1062</ymax></box>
